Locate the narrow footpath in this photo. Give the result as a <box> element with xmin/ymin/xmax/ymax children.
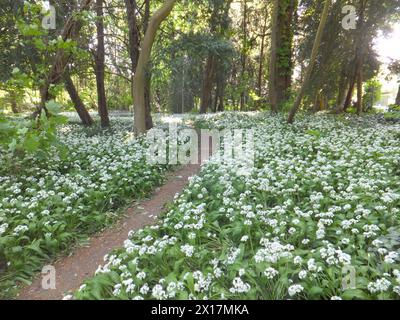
<box><xmin>17</xmin><ymin>163</ymin><xmax>201</xmax><ymax>300</ymax></box>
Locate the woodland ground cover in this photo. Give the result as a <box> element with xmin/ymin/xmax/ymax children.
<box><xmin>0</xmin><ymin>114</ymin><xmax>175</xmax><ymax>298</ymax></box>
<box><xmin>74</xmin><ymin>113</ymin><xmax>400</xmax><ymax>300</ymax></box>
<box><xmin>2</xmin><ymin>0</ymin><xmax>400</xmax><ymax>304</ymax></box>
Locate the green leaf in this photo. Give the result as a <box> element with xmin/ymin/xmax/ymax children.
<box><xmin>17</xmin><ymin>127</ymin><xmax>29</xmax><ymax>135</ymax></box>
<box><xmin>23</xmin><ymin>135</ymin><xmax>40</xmax><ymax>152</ymax></box>
<box><xmin>309</xmin><ymin>286</ymin><xmax>324</xmax><ymax>298</ymax></box>
<box><xmin>342</xmin><ymin>289</ymin><xmax>369</xmax><ymax>300</ymax></box>
<box><xmin>45</xmin><ymin>100</ymin><xmax>61</xmax><ymax>114</ymax></box>
<box><xmin>306</xmin><ymin>129</ymin><xmax>321</xmax><ymax>137</ymax></box>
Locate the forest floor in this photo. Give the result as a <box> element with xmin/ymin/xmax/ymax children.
<box><xmin>3</xmin><ymin>112</ymin><xmax>400</xmax><ymax>300</ymax></box>
<box><xmin>17</xmin><ymin>163</ymin><xmax>201</xmax><ymax>300</ymax></box>
<box><xmin>73</xmin><ymin>113</ymin><xmax>400</xmax><ymax>300</ymax></box>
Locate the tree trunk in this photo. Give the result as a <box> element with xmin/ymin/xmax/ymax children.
<box><xmin>356</xmin><ymin>58</ymin><xmax>363</xmax><ymax>115</ymax></box>
<box><xmin>200</xmin><ymin>55</ymin><xmax>215</xmax><ymax>114</ymax></box>
<box><xmin>213</xmin><ymin>84</ymin><xmax>219</xmax><ymax>113</ymax></box>
<box><xmin>143</xmin><ymin>0</ymin><xmax>153</xmax><ymax>129</ymax></box>
<box><xmin>124</xmin><ymin>0</ymin><xmax>152</xmax><ymax>130</ymax></box>
<box><xmin>239</xmin><ymin>0</ymin><xmax>248</xmax><ymax>111</ymax></box>
<box><xmin>95</xmin><ymin>0</ymin><xmax>110</xmax><ymax>127</ymax></box>
<box><xmin>336</xmin><ymin>72</ymin><xmax>349</xmax><ymax>111</ymax></box>
<box><xmin>313</xmin><ymin>90</ymin><xmax>321</xmax><ymax>113</ymax></box>
<box><xmin>313</xmin><ymin>90</ymin><xmax>327</xmax><ymax>113</ymax></box>
<box><xmin>64</xmin><ymin>72</ymin><xmax>94</xmax><ymax>126</ymax></box>
<box><xmin>199</xmin><ymin>0</ymin><xmax>231</xmax><ymax>114</ymax></box>
<box><xmin>124</xmin><ymin>0</ymin><xmax>140</xmax><ymax>71</ymax></box>
<box><xmin>216</xmin><ymin>72</ymin><xmax>226</xmax><ymax>112</ymax></box>
<box><xmin>38</xmin><ymin>0</ymin><xmax>93</xmax><ymax>114</ymax></box>
<box><xmin>213</xmin><ymin>70</ymin><xmax>225</xmax><ymax>113</ymax></box>
<box><xmin>133</xmin><ymin>0</ymin><xmax>176</xmax><ymax>135</ymax></box>
<box><xmin>396</xmin><ymin>84</ymin><xmax>400</xmax><ymax>106</ymax></box>
<box><xmin>144</xmin><ymin>71</ymin><xmax>153</xmax><ymax>129</ymax></box>
<box><xmin>124</xmin><ymin>0</ymin><xmax>142</xmax><ymax>119</ymax></box>
<box><xmin>257</xmin><ymin>7</ymin><xmax>268</xmax><ymax>97</ymax></box>
<box><xmin>287</xmin><ymin>0</ymin><xmax>331</xmax><ymax>124</ymax></box>
<box><xmin>143</xmin><ymin>0</ymin><xmax>151</xmax><ymax>32</ymax></box>
<box><xmin>343</xmin><ymin>77</ymin><xmax>356</xmax><ymax>111</ymax></box>
<box><xmin>336</xmin><ymin>83</ymin><xmax>349</xmax><ymax>112</ymax></box>
<box><xmin>268</xmin><ymin>0</ymin><xmax>279</xmax><ymax>112</ymax></box>
<box><xmin>355</xmin><ymin>0</ymin><xmax>366</xmax><ymax>115</ymax></box>
<box><xmin>276</xmin><ymin>0</ymin><xmax>297</xmax><ymax>106</ymax></box>
<box><xmin>9</xmin><ymin>92</ymin><xmax>19</xmax><ymax>114</ymax></box>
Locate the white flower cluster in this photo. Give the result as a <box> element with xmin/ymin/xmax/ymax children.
<box><xmin>288</xmin><ymin>284</ymin><xmax>304</xmax><ymax>297</ymax></box>
<box><xmin>181</xmin><ymin>244</ymin><xmax>195</xmax><ymax>257</ymax></box>
<box><xmin>367</xmin><ymin>278</ymin><xmax>392</xmax><ymax>294</ymax></box>
<box><xmin>229</xmin><ymin>277</ymin><xmax>251</xmax><ymax>294</ymax></box>
<box><xmin>320</xmin><ymin>245</ymin><xmax>352</xmax><ymax>266</ymax></box>
<box><xmin>0</xmin><ymin>223</ymin><xmax>8</xmax><ymax>236</ymax></box>
<box><xmin>264</xmin><ymin>267</ymin><xmax>279</xmax><ymax>279</ymax></box>
<box><xmin>254</xmin><ymin>239</ymin><xmax>294</xmax><ymax>264</ymax></box>
<box><xmin>384</xmin><ymin>252</ymin><xmax>399</xmax><ymax>264</ymax></box>
<box><xmin>1</xmin><ymin>116</ymin><xmax>174</xmax><ymax>293</ymax></box>
<box><xmin>193</xmin><ymin>271</ymin><xmax>213</xmax><ymax>293</ymax></box>
<box><xmin>72</xmin><ymin>114</ymin><xmax>400</xmax><ymax>300</ymax></box>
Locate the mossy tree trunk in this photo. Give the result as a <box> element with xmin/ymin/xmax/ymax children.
<box><xmin>276</xmin><ymin>0</ymin><xmax>297</xmax><ymax>107</ymax></box>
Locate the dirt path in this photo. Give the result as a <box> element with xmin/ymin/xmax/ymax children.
<box><xmin>17</xmin><ymin>163</ymin><xmax>201</xmax><ymax>300</ymax></box>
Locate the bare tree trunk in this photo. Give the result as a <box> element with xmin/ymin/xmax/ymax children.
<box><xmin>95</xmin><ymin>0</ymin><xmax>110</xmax><ymax>127</ymax></box>
<box><xmin>218</xmin><ymin>90</ymin><xmax>225</xmax><ymax>112</ymax></box>
<box><xmin>9</xmin><ymin>92</ymin><xmax>19</xmax><ymax>114</ymax></box>
<box><xmin>213</xmin><ymin>84</ymin><xmax>218</xmax><ymax>113</ymax></box>
<box><xmin>268</xmin><ymin>0</ymin><xmax>279</xmax><ymax>113</ymax></box>
<box><xmin>64</xmin><ymin>72</ymin><xmax>94</xmax><ymax>126</ymax></box>
<box><xmin>336</xmin><ymin>71</ymin><xmax>349</xmax><ymax>111</ymax></box>
<box><xmin>133</xmin><ymin>0</ymin><xmax>176</xmax><ymax>135</ymax></box>
<box><xmin>313</xmin><ymin>90</ymin><xmax>321</xmax><ymax>113</ymax></box>
<box><xmin>200</xmin><ymin>55</ymin><xmax>215</xmax><ymax>114</ymax></box>
<box><xmin>213</xmin><ymin>69</ymin><xmax>225</xmax><ymax>113</ymax></box>
<box><xmin>356</xmin><ymin>58</ymin><xmax>363</xmax><ymax>114</ymax></box>
<box><xmin>199</xmin><ymin>0</ymin><xmax>231</xmax><ymax>114</ymax></box>
<box><xmin>313</xmin><ymin>90</ymin><xmax>327</xmax><ymax>113</ymax></box>
<box><xmin>143</xmin><ymin>0</ymin><xmax>153</xmax><ymax>129</ymax></box>
<box><xmin>343</xmin><ymin>77</ymin><xmax>356</xmax><ymax>111</ymax></box>
<box><xmin>396</xmin><ymin>84</ymin><xmax>400</xmax><ymax>105</ymax></box>
<box><xmin>336</xmin><ymin>84</ymin><xmax>349</xmax><ymax>112</ymax></box>
<box><xmin>124</xmin><ymin>0</ymin><xmax>153</xmax><ymax>130</ymax></box>
<box><xmin>287</xmin><ymin>0</ymin><xmax>331</xmax><ymax>123</ymax></box>
<box><xmin>143</xmin><ymin>0</ymin><xmax>151</xmax><ymax>32</ymax></box>
<box><xmin>144</xmin><ymin>71</ymin><xmax>154</xmax><ymax>129</ymax></box>
<box><xmin>355</xmin><ymin>0</ymin><xmax>366</xmax><ymax>115</ymax></box>
<box><xmin>239</xmin><ymin>0</ymin><xmax>248</xmax><ymax>111</ymax></box>
<box><xmin>216</xmin><ymin>72</ymin><xmax>226</xmax><ymax>112</ymax></box>
<box><xmin>124</xmin><ymin>0</ymin><xmax>140</xmax><ymax>71</ymax></box>
<box><xmin>257</xmin><ymin>7</ymin><xmax>268</xmax><ymax>97</ymax></box>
